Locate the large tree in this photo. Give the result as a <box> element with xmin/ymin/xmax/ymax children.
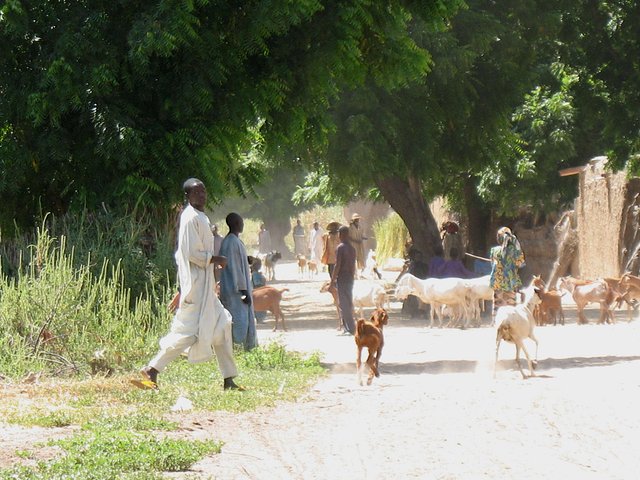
<box><xmin>297</xmin><ymin>1</ymin><xmax>563</xmax><ymax>259</ymax></box>
<box><xmin>0</xmin><ymin>0</ymin><xmax>461</xmax><ymax>234</ymax></box>
<box><xmin>554</xmin><ymin>0</ymin><xmax>640</xmax><ymax>169</ymax></box>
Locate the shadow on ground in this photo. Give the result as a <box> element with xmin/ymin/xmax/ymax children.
<box><xmin>323</xmin><ymin>355</ymin><xmax>640</xmax><ymax>375</ymax></box>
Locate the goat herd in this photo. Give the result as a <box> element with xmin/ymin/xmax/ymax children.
<box><xmin>254</xmin><ymin>264</ymin><xmax>640</xmax><ymax>385</ymax></box>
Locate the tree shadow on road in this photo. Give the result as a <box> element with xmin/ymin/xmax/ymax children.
<box><xmin>322</xmin><ymin>355</ymin><xmax>640</xmax><ymax>375</ymax></box>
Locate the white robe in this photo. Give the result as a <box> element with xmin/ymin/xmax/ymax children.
<box><xmin>154</xmin><ymin>205</ymin><xmax>235</xmax><ymax>373</ymax></box>
<box><xmin>309</xmin><ymin>227</ymin><xmax>325</xmax><ymax>262</ymax></box>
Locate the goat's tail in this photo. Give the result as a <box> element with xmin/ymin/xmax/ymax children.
<box><xmin>356</xmin><ymin>318</ymin><xmax>367</xmax><ymax>337</ymax></box>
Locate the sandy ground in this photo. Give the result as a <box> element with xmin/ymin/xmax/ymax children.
<box><xmin>3</xmin><ymin>260</ymin><xmax>640</xmax><ymax>479</ymax></box>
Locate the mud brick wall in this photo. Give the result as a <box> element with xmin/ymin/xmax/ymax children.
<box><xmin>576</xmin><ymin>157</ymin><xmax>629</xmax><ymax>279</ymax></box>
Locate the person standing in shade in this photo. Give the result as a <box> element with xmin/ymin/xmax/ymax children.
<box><xmin>211</xmin><ymin>224</ymin><xmax>224</xmax><ymax>282</ymax></box>
<box><xmin>330</xmin><ymin>226</ymin><xmax>356</xmax><ymax>335</ymax></box>
<box><xmin>250</xmin><ymin>257</ymin><xmax>267</xmax><ymax>324</ymax></box>
<box><xmin>489</xmin><ymin>226</ymin><xmax>525</xmax><ymax>322</ymax></box>
<box><xmin>308</xmin><ymin>221</ymin><xmax>324</xmax><ymax>263</ymax></box>
<box><xmin>135</xmin><ymin>178</ymin><xmax>243</xmax><ymax>391</ymax></box>
<box><xmin>441</xmin><ymin>221</ymin><xmax>464</xmax><ymax>261</ymax></box>
<box><xmin>257</xmin><ymin>224</ymin><xmax>271</xmax><ymax>255</ymax></box>
<box><xmin>219</xmin><ymin>213</ymin><xmax>257</xmax><ymax>350</ymax></box>
<box><xmin>292</xmin><ymin>219</ymin><xmax>306</xmax><ymax>256</ymax></box>
<box><xmin>348</xmin><ymin>213</ymin><xmax>367</xmax><ymax>275</ymax></box>
<box><xmin>321</xmin><ymin>221</ymin><xmax>341</xmax><ymax>276</ymax></box>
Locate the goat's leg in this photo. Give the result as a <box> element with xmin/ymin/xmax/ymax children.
<box><xmin>577</xmin><ymin>305</ymin><xmax>588</xmax><ymax>324</ymax></box>
<box><xmin>529</xmin><ymin>333</ymin><xmax>539</xmax><ymax>369</ymax></box>
<box><xmin>278</xmin><ymin>307</ymin><xmax>286</xmax><ymax>332</ymax></box>
<box><xmin>494</xmin><ymin>338</ymin><xmax>502</xmax><ymax>378</ymax></box>
<box><xmin>517</xmin><ymin>341</ymin><xmax>536</xmax><ymax>378</ymax></box>
<box><xmin>356</xmin><ymin>345</ymin><xmax>363</xmax><ymax>385</ymax></box>
<box><xmin>271</xmin><ymin>307</ymin><xmax>279</xmax><ymax>332</ymax></box>
<box><xmin>374</xmin><ymin>343</ymin><xmax>383</xmax><ymax>378</ymax></box>
<box><xmin>366</xmin><ymin>349</ymin><xmax>377</xmax><ymax>385</ymax></box>
<box><xmin>514</xmin><ymin>343</ymin><xmax>527</xmax><ymax>379</ymax></box>
<box><xmin>429</xmin><ymin>303</ymin><xmax>436</xmax><ymax>328</ymax></box>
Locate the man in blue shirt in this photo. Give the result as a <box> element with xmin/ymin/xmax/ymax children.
<box><xmin>330</xmin><ymin>226</ymin><xmax>357</xmax><ymax>335</ymax></box>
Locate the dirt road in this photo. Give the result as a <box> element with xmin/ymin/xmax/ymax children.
<box><xmin>176</xmin><ymin>262</ymin><xmax>640</xmax><ymax>480</ymax></box>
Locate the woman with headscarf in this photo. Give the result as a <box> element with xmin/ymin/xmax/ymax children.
<box><xmin>489</xmin><ymin>227</ymin><xmax>525</xmax><ymax>321</ymax></box>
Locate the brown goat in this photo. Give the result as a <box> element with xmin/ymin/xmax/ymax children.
<box><xmin>616</xmin><ymin>274</ymin><xmax>640</xmax><ymax>321</ymax></box>
<box><xmin>307</xmin><ymin>259</ymin><xmax>318</xmax><ymax>277</ymax></box>
<box><xmin>252</xmin><ymin>286</ymin><xmax>289</xmax><ymax>331</ymax></box>
<box><xmin>320</xmin><ymin>281</ymin><xmax>342</xmax><ymax>330</ymax></box>
<box><xmin>558</xmin><ymin>276</ymin><xmax>614</xmax><ymax>324</ymax></box>
<box><xmin>531</xmin><ymin>274</ymin><xmax>564</xmax><ymax>326</ymax></box>
<box><xmin>355</xmin><ymin>308</ymin><xmax>389</xmax><ymax>386</ymax></box>
<box><xmin>296</xmin><ymin>254</ymin><xmax>307</xmax><ymax>277</ymax></box>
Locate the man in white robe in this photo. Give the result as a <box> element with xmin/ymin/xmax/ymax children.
<box><xmin>135</xmin><ymin>178</ymin><xmax>242</xmax><ymax>391</ymax></box>
<box><xmin>308</xmin><ymin>221</ymin><xmax>324</xmax><ymax>262</ymax></box>
<box><xmin>219</xmin><ymin>212</ymin><xmax>258</xmax><ymax>350</ymax></box>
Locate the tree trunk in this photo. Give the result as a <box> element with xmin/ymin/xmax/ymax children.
<box><xmin>376</xmin><ymin>175</ymin><xmax>441</xmax><ymax>261</ymax></box>
<box><xmin>463</xmin><ymin>176</ymin><xmax>490</xmax><ymax>259</ymax></box>
<box><xmin>547</xmin><ymin>210</ymin><xmax>578</xmax><ymax>288</ymax></box>
<box><xmin>264</xmin><ymin>214</ymin><xmax>293</xmax><ymax>259</ymax></box>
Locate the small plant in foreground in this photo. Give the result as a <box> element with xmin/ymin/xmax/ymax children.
<box><xmin>0</xmin><ymin>429</ymin><xmax>221</xmax><ymax>480</ymax></box>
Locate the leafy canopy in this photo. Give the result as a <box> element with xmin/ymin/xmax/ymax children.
<box><xmin>0</xmin><ymin>0</ymin><xmax>461</xmax><ymax>234</ymax></box>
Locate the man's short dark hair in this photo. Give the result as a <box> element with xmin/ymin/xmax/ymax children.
<box><xmin>338</xmin><ymin>225</ymin><xmax>350</xmax><ymax>235</ymax></box>
<box><xmin>183</xmin><ymin>178</ymin><xmax>204</xmax><ymax>194</ymax></box>
<box><xmin>226</xmin><ymin>212</ymin><xmax>242</xmax><ymax>229</ymax></box>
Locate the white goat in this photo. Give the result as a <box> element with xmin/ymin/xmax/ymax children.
<box><xmin>353</xmin><ymin>280</ymin><xmax>387</xmax><ymax>318</ymax></box>
<box><xmin>494</xmin><ymin>285</ymin><xmax>542</xmax><ymax>379</ymax></box>
<box><xmin>464</xmin><ymin>275</ymin><xmax>493</xmax><ymax>326</ymax></box>
<box><xmin>396</xmin><ymin>274</ymin><xmax>471</xmax><ymax>328</ymax></box>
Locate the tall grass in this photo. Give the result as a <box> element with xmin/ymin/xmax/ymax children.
<box><xmin>0</xmin><ymin>222</ymin><xmax>172</xmax><ymax>378</ymax></box>
<box><xmin>372</xmin><ymin>212</ymin><xmax>409</xmax><ymax>264</ymax></box>
<box><xmin>1</xmin><ymin>209</ymin><xmax>177</xmax><ymax>304</ymax></box>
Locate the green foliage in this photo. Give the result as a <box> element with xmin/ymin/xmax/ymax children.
<box><xmin>478</xmin><ymin>62</ymin><xmax>579</xmax><ymax>215</ymax></box>
<box><xmin>0</xmin><ymin>224</ymin><xmax>171</xmax><ymax>378</ymax></box>
<box><xmin>293</xmin><ymin>1</ymin><xmax>561</xmax><ymax>256</ymax></box>
<box><xmin>1</xmin><ymin>209</ymin><xmax>177</xmax><ymax>305</ymax></box>
<box><xmin>372</xmin><ymin>213</ymin><xmax>409</xmax><ymax>263</ymax></box>
<box><xmin>0</xmin><ymin>428</ymin><xmax>221</xmax><ymax>480</ymax></box>
<box><xmin>0</xmin><ymin>0</ymin><xmax>462</xmax><ymax>235</ymax></box>
<box><xmin>2</xmin><ymin>341</ymin><xmax>324</xmax><ymax>429</ymax></box>
<box><xmin>240</xmin><ymin>341</ymin><xmax>322</xmax><ymax>370</ymax></box>
<box><xmin>555</xmin><ymin>1</ymin><xmax>640</xmax><ymax>169</ymax></box>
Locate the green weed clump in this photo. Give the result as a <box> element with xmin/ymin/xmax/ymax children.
<box><xmin>0</xmin><ymin>428</ymin><xmax>221</xmax><ymax>480</ymax></box>
<box><xmin>0</xmin><ymin>223</ymin><xmax>172</xmax><ymax>379</ymax></box>
<box><xmin>372</xmin><ymin>212</ymin><xmax>409</xmax><ymax>264</ymax></box>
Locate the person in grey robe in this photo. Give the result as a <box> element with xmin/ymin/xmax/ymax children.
<box><xmin>219</xmin><ymin>212</ymin><xmax>258</xmax><ymax>350</ymax></box>
<box><xmin>293</xmin><ymin>219</ymin><xmax>306</xmax><ymax>255</ymax></box>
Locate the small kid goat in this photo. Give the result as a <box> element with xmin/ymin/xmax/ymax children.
<box><xmin>355</xmin><ymin>308</ymin><xmax>388</xmax><ymax>386</ymax></box>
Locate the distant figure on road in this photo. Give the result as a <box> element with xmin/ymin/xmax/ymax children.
<box><xmin>348</xmin><ymin>213</ymin><xmax>367</xmax><ymax>274</ymax></box>
<box><xmin>308</xmin><ymin>221</ymin><xmax>324</xmax><ymax>262</ymax></box>
<box><xmin>293</xmin><ymin>219</ymin><xmax>306</xmax><ymax>256</ymax></box>
<box><xmin>212</xmin><ymin>224</ymin><xmax>224</xmax><ymax>282</ymax></box>
<box><xmin>257</xmin><ymin>224</ymin><xmax>272</xmax><ymax>255</ymax></box>
<box><xmin>322</xmin><ymin>221</ymin><xmax>341</xmax><ymax>277</ymax></box>
<box><xmin>251</xmin><ymin>257</ymin><xmax>267</xmax><ymax>324</ymax></box>
<box><xmin>441</xmin><ymin>221</ymin><xmax>464</xmax><ymax>261</ymax></box>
